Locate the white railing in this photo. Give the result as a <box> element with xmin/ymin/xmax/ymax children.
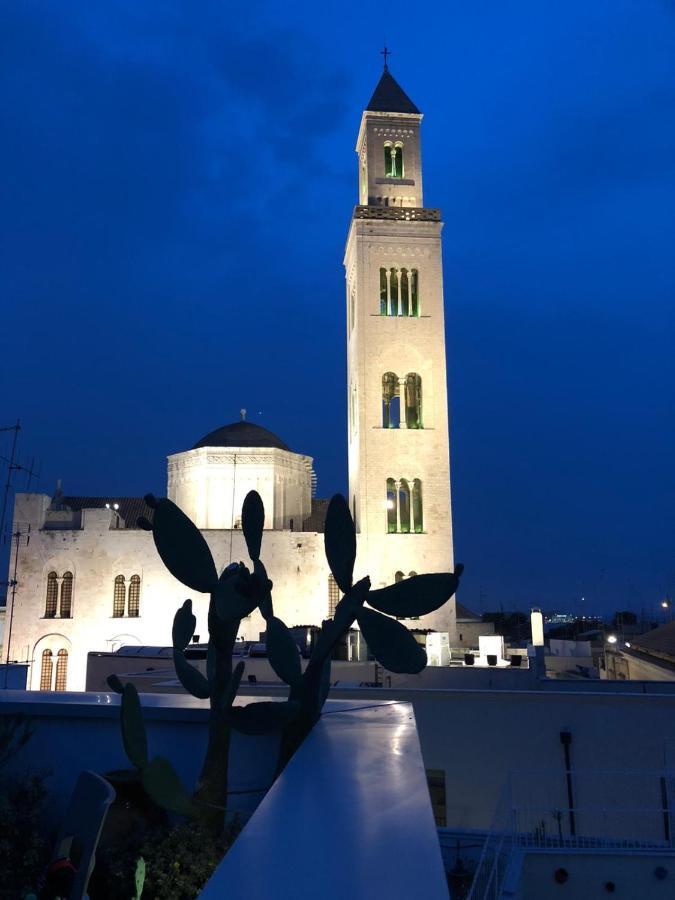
<box><xmin>467</xmin><ymin>769</ymin><xmax>675</xmax><ymax>900</ymax></box>
<box><xmin>466</xmin><ymin>784</ymin><xmax>514</xmax><ymax>900</ymax></box>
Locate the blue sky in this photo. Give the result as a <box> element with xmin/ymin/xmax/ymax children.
<box><xmin>1</xmin><ymin>0</ymin><xmax>674</xmax><ymax>615</ymax></box>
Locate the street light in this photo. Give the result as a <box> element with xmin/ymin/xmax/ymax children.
<box><xmin>603</xmin><ymin>633</ymin><xmax>617</xmax><ymax>680</ymax></box>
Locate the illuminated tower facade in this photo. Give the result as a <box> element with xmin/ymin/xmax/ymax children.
<box><xmin>344</xmin><ymin>65</ymin><xmax>455</xmax><ymax>634</ymax></box>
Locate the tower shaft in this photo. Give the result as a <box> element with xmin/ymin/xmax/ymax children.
<box><xmin>345</xmin><ymin>71</ymin><xmax>455</xmax><ymax>634</ymax></box>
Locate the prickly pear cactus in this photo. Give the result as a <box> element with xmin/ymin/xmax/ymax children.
<box><xmin>277</xmin><ymin>494</ymin><xmax>463</xmax><ymax>768</ymax></box>
<box><xmin>110</xmin><ymin>488</ymin><xmax>462</xmax><ymax>830</ymax></box>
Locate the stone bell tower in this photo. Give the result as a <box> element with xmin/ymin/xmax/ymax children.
<box><xmin>344</xmin><ymin>62</ymin><xmax>455</xmax><ymax>635</ymax></box>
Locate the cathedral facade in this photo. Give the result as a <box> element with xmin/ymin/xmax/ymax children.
<box><xmin>4</xmin><ymin>67</ymin><xmax>456</xmax><ymax>691</ymax></box>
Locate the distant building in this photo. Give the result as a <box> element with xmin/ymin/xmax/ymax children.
<box><xmin>606</xmin><ymin>621</ymin><xmax>675</xmax><ymax>681</ymax></box>
<box><xmin>454</xmin><ymin>603</ymin><xmax>494</xmax><ymax>649</ymax></box>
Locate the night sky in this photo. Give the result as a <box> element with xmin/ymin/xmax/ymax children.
<box><xmin>1</xmin><ymin>1</ymin><xmax>674</xmax><ymax>617</ymax></box>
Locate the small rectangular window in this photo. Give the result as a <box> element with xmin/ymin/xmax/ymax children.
<box><xmin>426</xmin><ymin>769</ymin><xmax>447</xmax><ymax>827</ymax></box>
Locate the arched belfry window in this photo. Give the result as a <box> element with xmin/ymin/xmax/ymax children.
<box><xmin>60</xmin><ymin>572</ymin><xmax>73</xmax><ymax>618</ymax></box>
<box><xmin>399</xmin><ymin>479</ymin><xmax>411</xmax><ymax>533</ymax></box>
<box><xmin>379</xmin><ymin>269</ymin><xmax>387</xmax><ymax>315</ymax></box>
<box><xmin>55</xmin><ymin>649</ymin><xmax>68</xmax><ymax>691</ymax></box>
<box><xmin>382</xmin><ymin>372</ymin><xmax>400</xmax><ymax>428</ymax></box>
<box><xmin>40</xmin><ymin>649</ymin><xmax>53</xmax><ymax>691</ymax></box>
<box><xmin>410</xmin><ymin>269</ymin><xmax>419</xmax><ymax>316</ymax></box>
<box><xmin>384</xmin><ymin>141</ymin><xmax>404</xmax><ymax>178</ymax></box>
<box><xmin>400</xmin><ymin>269</ymin><xmax>410</xmax><ymax>315</ymax></box>
<box><xmin>404</xmin><ymin>373</ymin><xmax>422</xmax><ymax>429</ymax></box>
<box><xmin>412</xmin><ymin>480</ymin><xmax>423</xmax><ymax>533</ymax></box>
<box><xmin>385</xmin><ymin>478</ymin><xmax>424</xmax><ymax>533</ymax></box>
<box><xmin>379</xmin><ymin>268</ymin><xmax>419</xmax><ymax>317</ymax></box>
<box><xmin>113</xmin><ymin>575</ymin><xmax>126</xmax><ymax>618</ymax></box>
<box><xmin>386</xmin><ymin>479</ymin><xmax>397</xmax><ymax>533</ymax></box>
<box><xmin>128</xmin><ymin>575</ymin><xmax>141</xmax><ymax>618</ymax></box>
<box><xmin>389</xmin><ymin>267</ymin><xmax>399</xmax><ymax>315</ymax></box>
<box><xmin>45</xmin><ymin>572</ymin><xmax>58</xmax><ymax>618</ymax></box>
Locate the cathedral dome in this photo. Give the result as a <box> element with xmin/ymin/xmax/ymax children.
<box><xmin>192</xmin><ymin>421</ymin><xmax>290</xmax><ymax>452</ymax></box>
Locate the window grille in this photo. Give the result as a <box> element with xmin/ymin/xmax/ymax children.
<box><xmin>328</xmin><ymin>574</ymin><xmax>340</xmax><ymax>618</ymax></box>
<box><xmin>55</xmin><ymin>649</ymin><xmax>68</xmax><ymax>691</ymax></box>
<box><xmin>60</xmin><ymin>572</ymin><xmax>73</xmax><ymax>618</ymax></box>
<box><xmin>128</xmin><ymin>575</ymin><xmax>140</xmax><ymax>618</ymax></box>
<box><xmin>113</xmin><ymin>575</ymin><xmax>126</xmax><ymax>617</ymax></box>
<box><xmin>40</xmin><ymin>649</ymin><xmax>53</xmax><ymax>691</ymax></box>
<box><xmin>45</xmin><ymin>572</ymin><xmax>58</xmax><ymax>618</ymax></box>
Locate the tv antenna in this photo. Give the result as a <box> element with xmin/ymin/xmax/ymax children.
<box><xmin>0</xmin><ymin>419</ymin><xmax>39</xmax><ymax>555</ymax></box>
<box><xmin>2</xmin><ymin>522</ymin><xmax>31</xmax><ymax>685</ymax></box>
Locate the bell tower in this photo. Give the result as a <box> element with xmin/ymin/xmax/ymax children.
<box><xmin>345</xmin><ymin>63</ymin><xmax>455</xmax><ymax>635</ymax></box>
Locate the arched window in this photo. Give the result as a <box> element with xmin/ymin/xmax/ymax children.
<box><xmin>328</xmin><ymin>574</ymin><xmax>340</xmax><ymax>618</ymax></box>
<box><xmin>379</xmin><ymin>267</ymin><xmax>419</xmax><ymax>317</ymax></box>
<box><xmin>410</xmin><ymin>269</ymin><xmax>419</xmax><ymax>316</ymax></box>
<box><xmin>393</xmin><ymin>142</ymin><xmax>404</xmax><ymax>178</ymax></box>
<box><xmin>404</xmin><ymin>373</ymin><xmax>422</xmax><ymax>429</ymax></box>
<box><xmin>55</xmin><ymin>649</ymin><xmax>68</xmax><ymax>691</ymax></box>
<box><xmin>399</xmin><ymin>479</ymin><xmax>411</xmax><ymax>533</ymax></box>
<box><xmin>382</xmin><ymin>372</ymin><xmax>400</xmax><ymax>428</ymax></box>
<box><xmin>409</xmin><ymin>571</ymin><xmax>418</xmax><ymax>577</ymax></box>
<box><xmin>412</xmin><ymin>479</ymin><xmax>423</xmax><ymax>533</ymax></box>
<box><xmin>379</xmin><ymin>268</ymin><xmax>388</xmax><ymax>315</ymax></box>
<box><xmin>128</xmin><ymin>575</ymin><xmax>141</xmax><ymax>618</ymax></box>
<box><xmin>113</xmin><ymin>575</ymin><xmax>126</xmax><ymax>618</ymax></box>
<box><xmin>386</xmin><ymin>479</ymin><xmax>422</xmax><ymax>533</ymax></box>
<box><xmin>384</xmin><ymin>142</ymin><xmax>393</xmax><ymax>176</ymax></box>
<box><xmin>400</xmin><ymin>269</ymin><xmax>410</xmax><ymax>316</ymax></box>
<box><xmin>40</xmin><ymin>649</ymin><xmax>53</xmax><ymax>690</ymax></box>
<box><xmin>386</xmin><ymin>478</ymin><xmax>397</xmax><ymax>533</ymax></box>
<box><xmin>45</xmin><ymin>572</ymin><xmax>58</xmax><ymax>618</ymax></box>
<box><xmin>384</xmin><ymin>142</ymin><xmax>403</xmax><ymax>178</ymax></box>
<box><xmin>395</xmin><ymin>571</ymin><xmax>404</xmax><ymax>583</ymax></box>
<box><xmin>60</xmin><ymin>572</ymin><xmax>73</xmax><ymax>618</ymax></box>
<box><xmin>389</xmin><ymin>267</ymin><xmax>399</xmax><ymax>315</ymax></box>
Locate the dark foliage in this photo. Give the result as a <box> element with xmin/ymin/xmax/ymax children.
<box><xmin>0</xmin><ymin>771</ymin><xmax>51</xmax><ymax>899</ymax></box>
<box><xmin>91</xmin><ymin>818</ymin><xmax>241</xmax><ymax>900</ymax></box>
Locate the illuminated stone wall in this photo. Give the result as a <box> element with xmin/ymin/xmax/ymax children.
<box><xmin>346</xmin><ymin>99</ymin><xmax>456</xmax><ymax>636</ymax></box>
<box><xmin>167</xmin><ymin>445</ymin><xmax>313</xmax><ymax>531</ymax></box>
<box><xmin>7</xmin><ymin>493</ymin><xmax>329</xmax><ymax>691</ymax></box>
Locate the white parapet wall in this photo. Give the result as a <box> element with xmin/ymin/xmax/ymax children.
<box><xmin>199</xmin><ymin>700</ymin><xmax>449</xmax><ymax>900</ymax></box>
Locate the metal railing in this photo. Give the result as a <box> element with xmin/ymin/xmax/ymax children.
<box><xmin>467</xmin><ymin>769</ymin><xmax>675</xmax><ymax>900</ymax></box>
<box><xmin>466</xmin><ymin>783</ymin><xmax>514</xmax><ymax>900</ymax></box>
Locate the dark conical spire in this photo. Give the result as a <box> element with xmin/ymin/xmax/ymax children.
<box><xmin>366</xmin><ymin>68</ymin><xmax>420</xmax><ymax>115</ymax></box>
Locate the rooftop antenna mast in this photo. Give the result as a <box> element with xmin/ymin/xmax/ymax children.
<box><xmin>0</xmin><ymin>420</ymin><xmax>21</xmax><ymax>543</ymax></box>
<box><xmin>0</xmin><ymin>421</ymin><xmax>39</xmax><ymax>544</ymax></box>
<box><xmin>2</xmin><ymin>522</ymin><xmax>30</xmax><ymax>686</ymax></box>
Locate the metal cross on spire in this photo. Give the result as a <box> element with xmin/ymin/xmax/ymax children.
<box><xmin>380</xmin><ymin>45</ymin><xmax>391</xmax><ymax>71</ymax></box>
